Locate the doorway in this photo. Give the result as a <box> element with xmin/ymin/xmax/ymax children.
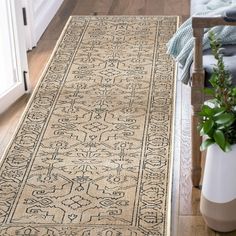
<box><xmin>0</xmin><ymin>0</ymin><xmax>29</xmax><ymax>114</ymax></box>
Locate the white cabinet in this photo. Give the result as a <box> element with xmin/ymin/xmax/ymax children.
<box><xmin>21</xmin><ymin>0</ymin><xmax>64</xmax><ymax>50</ymax></box>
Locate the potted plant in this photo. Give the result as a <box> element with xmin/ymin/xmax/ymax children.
<box><xmin>198</xmin><ymin>32</ymin><xmax>236</xmax><ymax>232</ymax></box>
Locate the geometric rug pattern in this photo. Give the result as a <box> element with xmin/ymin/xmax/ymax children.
<box><xmin>0</xmin><ymin>16</ymin><xmax>178</xmax><ymax>235</ymax></box>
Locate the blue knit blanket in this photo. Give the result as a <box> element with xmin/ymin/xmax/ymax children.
<box><xmin>167</xmin><ymin>2</ymin><xmax>236</xmax><ymax>84</ymax></box>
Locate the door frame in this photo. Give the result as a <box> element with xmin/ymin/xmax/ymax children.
<box><xmin>0</xmin><ymin>0</ymin><xmax>29</xmax><ymax>113</ymax></box>
<box><xmin>22</xmin><ymin>0</ymin><xmax>64</xmax><ymax>50</ymax></box>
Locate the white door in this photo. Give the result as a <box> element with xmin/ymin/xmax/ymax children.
<box><xmin>0</xmin><ymin>0</ymin><xmax>29</xmax><ymax>114</ymax></box>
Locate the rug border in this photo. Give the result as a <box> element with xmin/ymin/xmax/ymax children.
<box><xmin>1</xmin><ymin>15</ymin><xmax>180</xmax><ymax>235</ymax></box>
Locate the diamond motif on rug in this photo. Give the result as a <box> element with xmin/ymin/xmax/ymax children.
<box><xmin>62</xmin><ymin>195</ymin><xmax>91</xmax><ymax>210</ymax></box>
<box><xmin>83</xmin><ymin>122</ymin><xmax>108</xmax><ymax>132</ymax></box>
<box><xmin>99</xmin><ymin>68</ymin><xmax>122</xmax><ymax>77</ymax></box>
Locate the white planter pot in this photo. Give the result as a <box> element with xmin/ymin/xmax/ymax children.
<box><xmin>200</xmin><ymin>144</ymin><xmax>236</xmax><ymax>232</ymax></box>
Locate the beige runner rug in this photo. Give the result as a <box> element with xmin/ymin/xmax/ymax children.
<box><xmin>0</xmin><ymin>16</ymin><xmax>178</xmax><ymax>235</ymax></box>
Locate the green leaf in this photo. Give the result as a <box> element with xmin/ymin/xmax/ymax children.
<box><xmin>215</xmin><ymin>113</ymin><xmax>234</xmax><ymax>125</ymax></box>
<box><xmin>232</xmin><ymin>87</ymin><xmax>236</xmax><ymax>96</ymax></box>
<box><xmin>223</xmin><ymin>141</ymin><xmax>232</xmax><ymax>152</ymax></box>
<box><xmin>199</xmin><ymin>105</ymin><xmax>214</xmax><ymax>117</ymax></box>
<box><xmin>209</xmin><ymin>73</ymin><xmax>218</xmax><ymax>86</ymax></box>
<box><xmin>224</xmin><ymin>118</ymin><xmax>235</xmax><ymax>127</ymax></box>
<box><xmin>203</xmin><ymin>119</ymin><xmax>214</xmax><ymax>134</ymax></box>
<box><xmin>200</xmin><ymin>139</ymin><xmax>214</xmax><ymax>151</ymax></box>
<box><xmin>204</xmin><ymin>88</ymin><xmax>214</xmax><ymax>96</ymax></box>
<box><xmin>213</xmin><ymin>107</ymin><xmax>226</xmax><ymax>117</ymax></box>
<box><xmin>213</xmin><ymin>130</ymin><xmax>225</xmax><ymax>149</ymax></box>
